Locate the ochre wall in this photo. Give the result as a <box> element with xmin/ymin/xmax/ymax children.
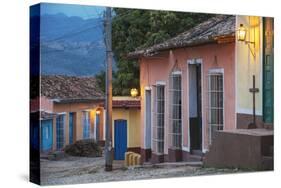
<box><xmin>236</xmin><ymin>16</ymin><xmax>263</xmax><ymax>117</ymax></box>
<box><xmin>44</xmin><ymin>101</ymin><xmax>104</xmax><ymax>150</ymax></box>
<box><xmin>112</xmin><ymin>108</ymin><xmax>141</xmax><ymax>149</ymax></box>
<box><xmin>140</xmin><ymin>42</ymin><xmax>235</xmax><ymax>153</ymax></box>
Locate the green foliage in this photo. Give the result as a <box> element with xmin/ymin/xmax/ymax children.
<box><xmin>95</xmin><ymin>70</ymin><xmax>105</xmax><ymax>93</ymax></box>
<box><xmin>96</xmin><ymin>8</ymin><xmax>213</xmax><ymax>96</ymax></box>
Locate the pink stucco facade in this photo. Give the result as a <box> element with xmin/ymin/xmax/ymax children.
<box><xmin>139</xmin><ymin>42</ymin><xmax>235</xmax><ymax>158</ymax></box>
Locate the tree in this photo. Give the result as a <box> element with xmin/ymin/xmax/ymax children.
<box><xmin>96</xmin><ymin>8</ymin><xmax>213</xmax><ymax>96</ymax></box>
<box><xmin>95</xmin><ymin>70</ymin><xmax>106</xmax><ymax>93</ymax></box>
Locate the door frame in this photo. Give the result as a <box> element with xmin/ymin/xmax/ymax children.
<box><xmin>114</xmin><ymin>119</ymin><xmax>128</xmax><ymax>160</ymax></box>
<box><xmin>144</xmin><ymin>87</ymin><xmax>152</xmax><ymax>150</ymax></box>
<box><xmin>187</xmin><ymin>58</ymin><xmax>203</xmax><ymax>152</ymax></box>
<box><xmin>41</xmin><ymin>119</ymin><xmax>53</xmax><ymax>152</ymax></box>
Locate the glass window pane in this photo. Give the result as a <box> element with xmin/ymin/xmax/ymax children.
<box><xmin>208</xmin><ymin>73</ymin><xmax>224</xmax><ymax>144</ymax></box>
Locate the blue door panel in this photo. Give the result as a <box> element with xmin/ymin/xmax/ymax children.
<box><xmin>69</xmin><ymin>113</ymin><xmax>74</xmax><ymax>144</ymax></box>
<box><xmin>114</xmin><ymin>120</ymin><xmax>127</xmax><ymax>160</ymax></box>
<box><xmin>41</xmin><ymin>119</ymin><xmax>53</xmax><ymax>152</ymax></box>
<box><xmin>96</xmin><ymin>114</ymin><xmax>100</xmax><ymax>141</ymax></box>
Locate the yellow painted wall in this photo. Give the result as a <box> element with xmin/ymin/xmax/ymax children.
<box><xmin>128</xmin><ymin>109</ymin><xmax>141</xmax><ymax>147</ymax></box>
<box><xmin>112</xmin><ymin>108</ymin><xmax>141</xmax><ymax>148</ymax></box>
<box><xmin>236</xmin><ymin>16</ymin><xmax>263</xmax><ymax>115</ymax></box>
<box><xmin>50</xmin><ymin>102</ymin><xmax>104</xmax><ymax>150</ymax></box>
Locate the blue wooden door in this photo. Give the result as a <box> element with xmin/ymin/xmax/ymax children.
<box><xmin>41</xmin><ymin>119</ymin><xmax>53</xmax><ymax>152</ymax></box>
<box><xmin>114</xmin><ymin>120</ymin><xmax>127</xmax><ymax>160</ymax></box>
<box><xmin>95</xmin><ymin>114</ymin><xmax>100</xmax><ymax>141</ymax></box>
<box><xmin>69</xmin><ymin>113</ymin><xmax>74</xmax><ymax>144</ymax></box>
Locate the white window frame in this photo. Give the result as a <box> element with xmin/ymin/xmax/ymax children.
<box><xmin>144</xmin><ymin>87</ymin><xmax>152</xmax><ymax>149</ymax></box>
<box><xmin>169</xmin><ymin>71</ymin><xmax>183</xmax><ymax>149</ymax></box>
<box><xmin>208</xmin><ymin>68</ymin><xmax>225</xmax><ymax>144</ymax></box>
<box><xmin>82</xmin><ymin>110</ymin><xmax>91</xmax><ymax>139</ymax></box>
<box><xmin>152</xmin><ymin>82</ymin><xmax>165</xmax><ymax>154</ymax></box>
<box><xmin>56</xmin><ymin>113</ymin><xmax>65</xmax><ymax>150</ymax></box>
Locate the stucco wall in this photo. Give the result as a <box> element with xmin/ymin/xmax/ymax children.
<box><xmin>236</xmin><ymin>16</ymin><xmax>263</xmax><ymax>116</ymax></box>
<box><xmin>112</xmin><ymin>108</ymin><xmax>141</xmax><ymax>149</ymax></box>
<box><xmin>140</xmin><ymin>42</ymin><xmax>235</xmax><ymax>154</ymax></box>
<box><xmin>39</xmin><ymin>96</ymin><xmax>53</xmax><ymax>112</ymax></box>
<box><xmin>40</xmin><ymin>101</ymin><xmax>104</xmax><ymax>151</ymax></box>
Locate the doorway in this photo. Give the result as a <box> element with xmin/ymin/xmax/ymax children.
<box><xmin>145</xmin><ymin>89</ymin><xmax>152</xmax><ymax>149</ymax></box>
<box><xmin>114</xmin><ymin>119</ymin><xmax>127</xmax><ymax>160</ymax></box>
<box><xmin>189</xmin><ymin>64</ymin><xmax>202</xmax><ymax>152</ymax></box>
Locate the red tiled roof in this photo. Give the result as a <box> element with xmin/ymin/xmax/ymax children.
<box><xmin>40</xmin><ymin>75</ymin><xmax>104</xmax><ymax>101</ymax></box>
<box><xmin>128</xmin><ymin>15</ymin><xmax>235</xmax><ymax>58</ymax></box>
<box><xmin>112</xmin><ymin>100</ymin><xmax>140</xmax><ymax>108</ymax></box>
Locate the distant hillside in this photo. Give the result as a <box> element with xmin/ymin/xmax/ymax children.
<box><xmin>35</xmin><ymin>13</ymin><xmax>106</xmax><ymax>76</ymax></box>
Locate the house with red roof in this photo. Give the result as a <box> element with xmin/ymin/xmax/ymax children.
<box><xmin>128</xmin><ymin>15</ymin><xmax>273</xmax><ymax>169</ymax></box>
<box><xmin>31</xmin><ymin>75</ymin><xmax>141</xmax><ymax>160</ymax></box>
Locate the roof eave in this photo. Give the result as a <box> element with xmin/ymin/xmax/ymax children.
<box><xmin>53</xmin><ymin>97</ymin><xmax>105</xmax><ymax>104</ymax></box>
<box><xmin>128</xmin><ymin>34</ymin><xmax>235</xmax><ymax>59</ymax></box>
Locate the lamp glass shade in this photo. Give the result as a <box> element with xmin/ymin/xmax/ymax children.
<box><xmin>130</xmin><ymin>88</ymin><xmax>138</xmax><ymax>97</ymax></box>
<box><xmin>96</xmin><ymin>110</ymin><xmax>101</xmax><ymax>115</ymax></box>
<box><xmin>237</xmin><ymin>24</ymin><xmax>246</xmax><ymax>41</ymax></box>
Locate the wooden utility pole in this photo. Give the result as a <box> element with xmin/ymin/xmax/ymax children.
<box><xmin>104</xmin><ymin>7</ymin><xmax>113</xmax><ymax>171</ymax></box>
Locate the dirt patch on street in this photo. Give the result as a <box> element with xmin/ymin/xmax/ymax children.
<box><xmin>40</xmin><ymin>156</ymin><xmax>244</xmax><ymax>185</ymax></box>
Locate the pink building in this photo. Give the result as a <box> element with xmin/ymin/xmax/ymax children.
<box><xmin>129</xmin><ymin>15</ymin><xmax>236</xmax><ymax>162</ymax></box>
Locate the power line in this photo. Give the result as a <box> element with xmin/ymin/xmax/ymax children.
<box><xmin>43</xmin><ymin>20</ymin><xmax>104</xmax><ymax>43</ymax></box>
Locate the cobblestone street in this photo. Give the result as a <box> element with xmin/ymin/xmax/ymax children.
<box><xmin>40</xmin><ymin>156</ymin><xmax>244</xmax><ymax>185</ymax></box>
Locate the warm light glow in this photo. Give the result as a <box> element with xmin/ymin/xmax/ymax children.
<box><xmin>237</xmin><ymin>24</ymin><xmax>246</xmax><ymax>42</ymax></box>
<box><xmin>130</xmin><ymin>88</ymin><xmax>138</xmax><ymax>97</ymax></box>
<box><xmin>96</xmin><ymin>110</ymin><xmax>101</xmax><ymax>115</ymax></box>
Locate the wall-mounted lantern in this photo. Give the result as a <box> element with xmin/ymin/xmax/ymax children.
<box><xmin>237</xmin><ymin>24</ymin><xmax>256</xmax><ymax>57</ymax></box>
<box><xmin>96</xmin><ymin>110</ymin><xmax>101</xmax><ymax>115</ymax></box>
<box><xmin>130</xmin><ymin>88</ymin><xmax>138</xmax><ymax>98</ymax></box>
<box><xmin>237</xmin><ymin>24</ymin><xmax>247</xmax><ymax>42</ymax></box>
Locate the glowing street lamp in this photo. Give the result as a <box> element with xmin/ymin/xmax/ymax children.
<box><xmin>237</xmin><ymin>23</ymin><xmax>255</xmax><ymax>57</ymax></box>
<box><xmin>237</xmin><ymin>24</ymin><xmax>247</xmax><ymax>42</ymax></box>
<box><xmin>130</xmin><ymin>88</ymin><xmax>138</xmax><ymax>97</ymax></box>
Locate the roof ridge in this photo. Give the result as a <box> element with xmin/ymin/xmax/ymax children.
<box><xmin>128</xmin><ymin>15</ymin><xmax>235</xmax><ymax>58</ymax></box>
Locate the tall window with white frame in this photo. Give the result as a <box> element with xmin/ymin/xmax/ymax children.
<box><xmin>208</xmin><ymin>72</ymin><xmax>224</xmax><ymax>143</ymax></box>
<box><xmin>56</xmin><ymin>114</ymin><xmax>65</xmax><ymax>150</ymax></box>
<box><xmin>152</xmin><ymin>85</ymin><xmax>165</xmax><ymax>154</ymax></box>
<box><xmin>169</xmin><ymin>72</ymin><xmax>182</xmax><ymax>149</ymax></box>
<box><xmin>83</xmin><ymin>111</ymin><xmax>90</xmax><ymax>139</ymax></box>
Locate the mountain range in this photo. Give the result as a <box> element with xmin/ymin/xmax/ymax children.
<box><xmin>38</xmin><ymin>13</ymin><xmax>106</xmax><ymax>76</ymax></box>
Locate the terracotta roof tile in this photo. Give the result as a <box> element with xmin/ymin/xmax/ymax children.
<box><xmin>128</xmin><ymin>15</ymin><xmax>235</xmax><ymax>58</ymax></box>
<box><xmin>40</xmin><ymin>75</ymin><xmax>104</xmax><ymax>101</ymax></box>
<box><xmin>112</xmin><ymin>100</ymin><xmax>140</xmax><ymax>108</ymax></box>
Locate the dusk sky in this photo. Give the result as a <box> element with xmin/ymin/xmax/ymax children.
<box><xmin>41</xmin><ymin>3</ymin><xmax>105</xmax><ymax>19</ymax></box>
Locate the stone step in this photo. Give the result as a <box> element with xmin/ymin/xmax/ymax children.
<box><xmin>188</xmin><ymin>154</ymin><xmax>203</xmax><ymax>162</ymax></box>
<box><xmin>191</xmin><ymin>150</ymin><xmax>204</xmax><ymax>156</ymax></box>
